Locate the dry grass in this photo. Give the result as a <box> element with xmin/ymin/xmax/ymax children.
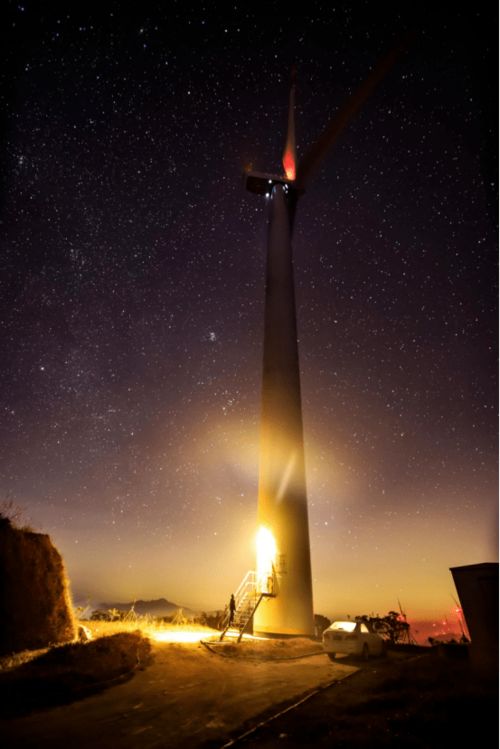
<box><xmin>0</xmin><ymin>631</ymin><xmax>152</xmax><ymax>717</ymax></box>
<box><xmin>0</xmin><ymin>648</ymin><xmax>49</xmax><ymax>673</ymax></box>
<box><xmin>83</xmin><ymin>617</ymin><xmax>219</xmax><ymax>641</ymax></box>
<box><xmin>0</xmin><ymin>521</ymin><xmax>75</xmax><ymax>655</ymax></box>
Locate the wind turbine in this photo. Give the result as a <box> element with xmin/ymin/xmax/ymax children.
<box><xmin>247</xmin><ymin>46</ymin><xmax>404</xmax><ymax>637</ymax></box>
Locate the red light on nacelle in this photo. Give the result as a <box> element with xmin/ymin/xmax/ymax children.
<box><xmin>282</xmin><ymin>149</ymin><xmax>296</xmax><ymax>181</ymax></box>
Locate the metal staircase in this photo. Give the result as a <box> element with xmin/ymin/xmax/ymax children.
<box><xmin>219</xmin><ymin>570</ymin><xmax>275</xmax><ymax>642</ymax></box>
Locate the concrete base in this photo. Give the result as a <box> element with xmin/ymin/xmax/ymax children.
<box><xmin>253</xmin><ymin>630</ymin><xmax>314</xmax><ymax>639</ymax></box>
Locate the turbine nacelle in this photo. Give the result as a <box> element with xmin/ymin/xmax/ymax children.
<box><xmin>244</xmin><ymin>170</ymin><xmax>294</xmax><ymax>197</ymax></box>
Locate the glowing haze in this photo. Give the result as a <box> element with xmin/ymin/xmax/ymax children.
<box><xmin>0</xmin><ymin>6</ymin><xmax>496</xmax><ymax>623</ymax></box>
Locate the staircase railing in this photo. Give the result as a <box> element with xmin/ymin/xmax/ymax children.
<box><xmin>219</xmin><ymin>569</ymin><xmax>276</xmax><ymax>641</ymax></box>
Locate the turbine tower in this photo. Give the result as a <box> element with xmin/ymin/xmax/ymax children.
<box><xmin>247</xmin><ymin>48</ymin><xmax>403</xmax><ymax>637</ymax></box>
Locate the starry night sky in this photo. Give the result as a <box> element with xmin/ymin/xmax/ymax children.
<box><xmin>0</xmin><ymin>2</ymin><xmax>497</xmax><ymax>618</ymax></box>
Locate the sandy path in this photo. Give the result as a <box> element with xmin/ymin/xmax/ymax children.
<box><xmin>2</xmin><ymin>641</ymin><xmax>357</xmax><ymax>748</ymax></box>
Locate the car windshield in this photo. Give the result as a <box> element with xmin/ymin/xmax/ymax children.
<box><xmin>330</xmin><ymin>621</ymin><xmax>356</xmax><ymax>633</ymax></box>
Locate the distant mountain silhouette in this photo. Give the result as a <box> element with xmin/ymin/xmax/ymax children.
<box><xmin>98</xmin><ymin>598</ymin><xmax>196</xmax><ymax>618</ymax></box>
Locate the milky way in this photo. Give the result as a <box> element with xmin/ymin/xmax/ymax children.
<box><xmin>0</xmin><ymin>3</ymin><xmax>497</xmax><ymax>617</ymax></box>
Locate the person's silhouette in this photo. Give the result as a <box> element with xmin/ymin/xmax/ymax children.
<box><xmin>229</xmin><ymin>594</ymin><xmax>236</xmax><ymax>625</ymax></box>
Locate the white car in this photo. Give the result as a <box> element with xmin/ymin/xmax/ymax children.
<box><xmin>322</xmin><ymin>620</ymin><xmax>385</xmax><ymax>660</ymax></box>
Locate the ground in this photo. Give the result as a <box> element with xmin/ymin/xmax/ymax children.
<box><xmin>0</xmin><ymin>622</ymin><xmax>356</xmax><ymax>748</ymax></box>
<box><xmin>230</xmin><ymin>649</ymin><xmax>498</xmax><ymax>748</ymax></box>
<box><xmin>0</xmin><ymin>624</ymin><xmax>496</xmax><ymax>748</ymax></box>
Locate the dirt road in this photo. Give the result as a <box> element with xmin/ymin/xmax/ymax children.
<box><xmin>1</xmin><ymin>638</ymin><xmax>357</xmax><ymax>748</ymax></box>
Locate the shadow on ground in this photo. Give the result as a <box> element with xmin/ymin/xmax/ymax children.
<box><xmin>219</xmin><ymin>649</ymin><xmax>498</xmax><ymax>748</ymax></box>
<box><xmin>327</xmin><ymin>643</ymin><xmax>428</xmax><ymax>667</ymax></box>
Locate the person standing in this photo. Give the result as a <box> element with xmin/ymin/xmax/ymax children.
<box><xmin>228</xmin><ymin>593</ymin><xmax>236</xmax><ymax>625</ymax></box>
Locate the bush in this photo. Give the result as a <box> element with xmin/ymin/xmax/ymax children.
<box><xmin>0</xmin><ymin>631</ymin><xmax>152</xmax><ymax>716</ymax></box>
